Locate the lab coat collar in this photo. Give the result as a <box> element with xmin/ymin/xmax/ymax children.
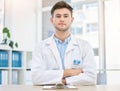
<box><xmin>45</xmin><ymin>34</ymin><xmax>79</xmax><ymax>69</ymax></box>
<box><xmin>45</xmin><ymin>34</ymin><xmax>79</xmax><ymax>53</ymax></box>
<box><xmin>45</xmin><ymin>35</ymin><xmax>63</xmax><ymax>69</ymax></box>
<box><xmin>65</xmin><ymin>35</ymin><xmax>78</xmax><ymax>53</ymax></box>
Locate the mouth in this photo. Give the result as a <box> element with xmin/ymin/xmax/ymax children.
<box><xmin>58</xmin><ymin>23</ymin><xmax>66</xmax><ymax>26</ymax></box>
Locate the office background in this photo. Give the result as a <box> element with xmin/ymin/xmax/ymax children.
<box><xmin>0</xmin><ymin>0</ymin><xmax>120</xmax><ymax>85</ymax></box>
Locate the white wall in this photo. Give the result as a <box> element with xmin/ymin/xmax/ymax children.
<box><xmin>5</xmin><ymin>0</ymin><xmax>38</xmax><ymax>51</ymax></box>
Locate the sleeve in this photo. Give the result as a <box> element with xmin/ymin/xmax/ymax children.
<box><xmin>66</xmin><ymin>40</ymin><xmax>97</xmax><ymax>85</ymax></box>
<box><xmin>31</xmin><ymin>43</ymin><xmax>64</xmax><ymax>85</ymax></box>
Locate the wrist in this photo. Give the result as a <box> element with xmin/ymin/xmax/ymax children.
<box><xmin>62</xmin><ymin>78</ymin><xmax>66</xmax><ymax>85</ymax></box>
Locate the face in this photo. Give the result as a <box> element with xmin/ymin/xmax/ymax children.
<box><xmin>50</xmin><ymin>8</ymin><xmax>74</xmax><ymax>32</ymax></box>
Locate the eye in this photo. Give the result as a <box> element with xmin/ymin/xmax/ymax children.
<box><xmin>56</xmin><ymin>15</ymin><xmax>61</xmax><ymax>18</ymax></box>
<box><xmin>64</xmin><ymin>15</ymin><xmax>69</xmax><ymax>18</ymax></box>
<box><xmin>64</xmin><ymin>16</ymin><xmax>68</xmax><ymax>18</ymax></box>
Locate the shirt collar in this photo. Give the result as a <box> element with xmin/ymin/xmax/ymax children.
<box><xmin>53</xmin><ymin>35</ymin><xmax>71</xmax><ymax>44</ymax></box>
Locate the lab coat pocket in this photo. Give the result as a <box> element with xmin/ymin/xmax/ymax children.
<box><xmin>47</xmin><ymin>61</ymin><xmax>59</xmax><ymax>70</ymax></box>
<box><xmin>72</xmin><ymin>59</ymin><xmax>82</xmax><ymax>69</ymax></box>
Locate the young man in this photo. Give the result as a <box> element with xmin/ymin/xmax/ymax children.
<box><xmin>31</xmin><ymin>1</ymin><xmax>97</xmax><ymax>85</ymax></box>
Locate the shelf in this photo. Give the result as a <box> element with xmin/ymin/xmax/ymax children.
<box><xmin>0</xmin><ymin>49</ymin><xmax>33</xmax><ymax>85</ymax></box>
<box><xmin>11</xmin><ymin>67</ymin><xmax>24</xmax><ymax>70</ymax></box>
<box><xmin>0</xmin><ymin>67</ymin><xmax>9</xmax><ymax>70</ymax></box>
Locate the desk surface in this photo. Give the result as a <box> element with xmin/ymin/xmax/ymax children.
<box><xmin>0</xmin><ymin>85</ymin><xmax>120</xmax><ymax>91</ymax></box>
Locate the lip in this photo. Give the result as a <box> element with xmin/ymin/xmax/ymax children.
<box><xmin>58</xmin><ymin>23</ymin><xmax>66</xmax><ymax>25</ymax></box>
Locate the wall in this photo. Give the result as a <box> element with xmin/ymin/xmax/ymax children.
<box><xmin>5</xmin><ymin>0</ymin><xmax>37</xmax><ymax>51</ymax></box>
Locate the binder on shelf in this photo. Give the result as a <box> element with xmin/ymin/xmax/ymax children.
<box><xmin>12</xmin><ymin>51</ymin><xmax>22</xmax><ymax>67</ymax></box>
<box><xmin>0</xmin><ymin>71</ymin><xmax>1</xmax><ymax>84</ymax></box>
<box><xmin>0</xmin><ymin>49</ymin><xmax>32</xmax><ymax>85</ymax></box>
<box><xmin>26</xmin><ymin>52</ymin><xmax>32</xmax><ymax>69</ymax></box>
<box><xmin>12</xmin><ymin>70</ymin><xmax>18</xmax><ymax>84</ymax></box>
<box><xmin>0</xmin><ymin>70</ymin><xmax>8</xmax><ymax>85</ymax></box>
<box><xmin>0</xmin><ymin>50</ymin><xmax>8</xmax><ymax>67</ymax></box>
<box><xmin>25</xmin><ymin>70</ymin><xmax>32</xmax><ymax>85</ymax></box>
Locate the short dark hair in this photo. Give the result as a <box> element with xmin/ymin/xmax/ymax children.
<box><xmin>51</xmin><ymin>1</ymin><xmax>73</xmax><ymax>17</ymax></box>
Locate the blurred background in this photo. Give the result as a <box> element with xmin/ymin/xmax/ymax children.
<box><xmin>0</xmin><ymin>0</ymin><xmax>120</xmax><ymax>85</ymax></box>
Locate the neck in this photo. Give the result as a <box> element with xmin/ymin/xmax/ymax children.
<box><xmin>54</xmin><ymin>31</ymin><xmax>70</xmax><ymax>42</ymax></box>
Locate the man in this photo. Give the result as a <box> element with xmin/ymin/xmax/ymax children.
<box><xmin>31</xmin><ymin>1</ymin><xmax>97</xmax><ymax>85</ymax></box>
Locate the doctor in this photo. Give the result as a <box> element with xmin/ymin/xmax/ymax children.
<box><xmin>31</xmin><ymin>1</ymin><xmax>97</xmax><ymax>85</ymax></box>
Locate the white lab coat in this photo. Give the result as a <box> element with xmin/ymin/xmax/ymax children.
<box><xmin>31</xmin><ymin>35</ymin><xmax>97</xmax><ymax>85</ymax></box>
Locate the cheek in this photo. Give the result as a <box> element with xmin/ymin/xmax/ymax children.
<box><xmin>66</xmin><ymin>20</ymin><xmax>72</xmax><ymax>25</ymax></box>
<box><xmin>54</xmin><ymin>20</ymin><xmax>60</xmax><ymax>25</ymax></box>
<box><xmin>52</xmin><ymin>19</ymin><xmax>57</xmax><ymax>23</ymax></box>
<box><xmin>66</xmin><ymin>18</ymin><xmax>72</xmax><ymax>22</ymax></box>
<box><xmin>51</xmin><ymin>20</ymin><xmax>55</xmax><ymax>25</ymax></box>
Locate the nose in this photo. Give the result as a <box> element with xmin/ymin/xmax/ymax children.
<box><xmin>60</xmin><ymin>16</ymin><xmax>64</xmax><ymax>22</ymax></box>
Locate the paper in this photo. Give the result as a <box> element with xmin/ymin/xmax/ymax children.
<box><xmin>42</xmin><ymin>85</ymin><xmax>78</xmax><ymax>90</ymax></box>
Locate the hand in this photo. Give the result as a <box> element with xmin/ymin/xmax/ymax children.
<box><xmin>63</xmin><ymin>68</ymin><xmax>83</xmax><ymax>78</ymax></box>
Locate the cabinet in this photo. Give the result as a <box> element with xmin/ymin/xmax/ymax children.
<box><xmin>0</xmin><ymin>45</ymin><xmax>32</xmax><ymax>85</ymax></box>
<box><xmin>0</xmin><ymin>0</ymin><xmax>37</xmax><ymax>85</ymax></box>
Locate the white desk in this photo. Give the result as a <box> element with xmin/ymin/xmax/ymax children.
<box><xmin>0</xmin><ymin>85</ymin><xmax>120</xmax><ymax>91</ymax></box>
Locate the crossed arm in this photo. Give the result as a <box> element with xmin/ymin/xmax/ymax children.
<box><xmin>62</xmin><ymin>69</ymin><xmax>83</xmax><ymax>84</ymax></box>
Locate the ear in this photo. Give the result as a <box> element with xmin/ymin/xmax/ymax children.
<box><xmin>50</xmin><ymin>17</ymin><xmax>53</xmax><ymax>23</ymax></box>
<box><xmin>71</xmin><ymin>17</ymin><xmax>74</xmax><ymax>22</ymax></box>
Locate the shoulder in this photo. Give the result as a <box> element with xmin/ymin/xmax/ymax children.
<box><xmin>71</xmin><ymin>36</ymin><xmax>93</xmax><ymax>52</ymax></box>
<box><xmin>73</xmin><ymin>37</ymin><xmax>94</xmax><ymax>57</ymax></box>
<box><xmin>73</xmin><ymin>36</ymin><xmax>92</xmax><ymax>48</ymax></box>
<box><xmin>79</xmin><ymin>39</ymin><xmax>91</xmax><ymax>47</ymax></box>
<box><xmin>35</xmin><ymin>36</ymin><xmax>53</xmax><ymax>48</ymax></box>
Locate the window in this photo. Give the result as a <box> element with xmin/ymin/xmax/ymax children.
<box><xmin>105</xmin><ymin>0</ymin><xmax>120</xmax><ymax>84</ymax></box>
<box><xmin>0</xmin><ymin>0</ymin><xmax>4</xmax><ymax>43</ymax></box>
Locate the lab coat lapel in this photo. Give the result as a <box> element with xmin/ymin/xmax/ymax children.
<box><xmin>46</xmin><ymin>37</ymin><xmax>62</xmax><ymax>69</ymax></box>
<box><xmin>66</xmin><ymin>36</ymin><xmax>78</xmax><ymax>53</ymax></box>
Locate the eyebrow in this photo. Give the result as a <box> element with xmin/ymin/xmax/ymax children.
<box><xmin>55</xmin><ymin>14</ymin><xmax>69</xmax><ymax>16</ymax></box>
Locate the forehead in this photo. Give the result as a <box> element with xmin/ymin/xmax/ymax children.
<box><xmin>53</xmin><ymin>8</ymin><xmax>71</xmax><ymax>15</ymax></box>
